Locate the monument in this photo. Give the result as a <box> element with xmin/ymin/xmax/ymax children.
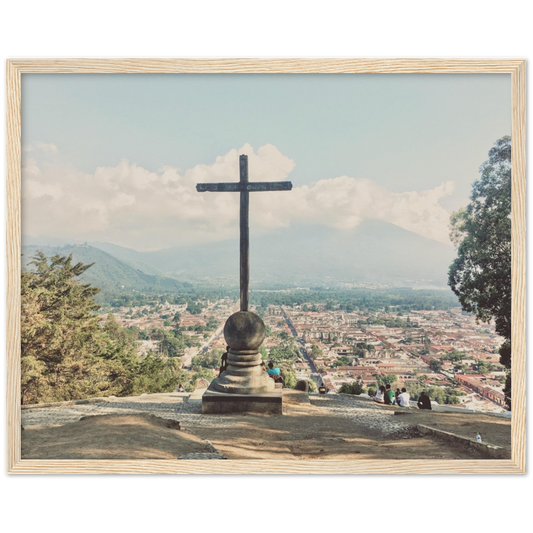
<box><xmin>196</xmin><ymin>154</ymin><xmax>292</xmax><ymax>413</ymax></box>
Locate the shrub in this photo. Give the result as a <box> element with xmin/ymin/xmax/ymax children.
<box><xmin>339</xmin><ymin>381</ymin><xmax>366</xmax><ymax>395</ymax></box>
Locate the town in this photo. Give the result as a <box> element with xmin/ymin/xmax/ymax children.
<box><xmin>102</xmin><ymin>292</ymin><xmax>507</xmax><ymax>414</ymax></box>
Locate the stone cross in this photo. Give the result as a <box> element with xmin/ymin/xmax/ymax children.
<box><xmin>196</xmin><ymin>154</ymin><xmax>292</xmax><ymax>311</ymax></box>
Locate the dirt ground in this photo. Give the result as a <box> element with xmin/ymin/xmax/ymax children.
<box><xmin>21</xmin><ymin>394</ymin><xmax>511</xmax><ymax>460</ymax></box>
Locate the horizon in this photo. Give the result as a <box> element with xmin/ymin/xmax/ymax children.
<box><xmin>22</xmin><ymin>73</ymin><xmax>511</xmax><ymax>252</ymax></box>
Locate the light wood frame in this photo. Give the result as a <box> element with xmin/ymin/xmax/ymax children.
<box><xmin>6</xmin><ymin>58</ymin><xmax>526</xmax><ymax>474</ymax></box>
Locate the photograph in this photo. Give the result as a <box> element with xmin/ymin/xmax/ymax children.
<box><xmin>6</xmin><ymin>60</ymin><xmax>525</xmax><ymax>474</ymax></box>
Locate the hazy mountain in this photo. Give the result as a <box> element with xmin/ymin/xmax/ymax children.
<box><xmin>88</xmin><ymin>241</ymin><xmax>162</xmax><ymax>276</ymax></box>
<box><xmin>251</xmin><ymin>220</ymin><xmax>455</xmax><ymax>287</ymax></box>
<box><xmin>22</xmin><ymin>243</ymin><xmax>191</xmax><ymax>297</ymax></box>
<box><xmin>23</xmin><ymin>221</ymin><xmax>455</xmax><ymax>290</ymax></box>
<box><xmin>88</xmin><ymin>220</ymin><xmax>456</xmax><ymax>288</ymax></box>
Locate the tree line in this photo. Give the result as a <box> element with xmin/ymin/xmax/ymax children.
<box><xmin>252</xmin><ymin>288</ymin><xmax>459</xmax><ymax>313</ymax></box>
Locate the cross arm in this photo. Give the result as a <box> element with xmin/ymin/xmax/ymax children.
<box><xmin>196</xmin><ymin>181</ymin><xmax>292</xmax><ymax>192</ymax></box>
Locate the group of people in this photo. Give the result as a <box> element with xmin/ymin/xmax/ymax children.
<box><xmin>373</xmin><ymin>384</ymin><xmax>432</xmax><ymax>409</ymax></box>
<box><xmin>374</xmin><ymin>384</ymin><xmax>410</xmax><ymax>406</ymax></box>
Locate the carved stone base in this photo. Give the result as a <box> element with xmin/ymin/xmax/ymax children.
<box><xmin>202</xmin><ymin>381</ymin><xmax>283</xmax><ymax>414</ymax></box>
<box><xmin>214</xmin><ymin>352</ymin><xmax>275</xmax><ymax>394</ymax></box>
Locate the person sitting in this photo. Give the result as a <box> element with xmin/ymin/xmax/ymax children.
<box><xmin>219</xmin><ymin>349</ymin><xmax>228</xmax><ymax>375</ymax></box>
<box><xmin>384</xmin><ymin>383</ymin><xmax>395</xmax><ymax>405</ymax></box>
<box><xmin>417</xmin><ymin>391</ymin><xmax>432</xmax><ymax>410</ymax></box>
<box><xmin>394</xmin><ymin>388</ymin><xmax>401</xmax><ymax>405</ymax></box>
<box><xmin>374</xmin><ymin>385</ymin><xmax>386</xmax><ymax>403</ymax></box>
<box><xmin>318</xmin><ymin>383</ymin><xmax>327</xmax><ymax>394</ymax></box>
<box><xmin>267</xmin><ymin>361</ymin><xmax>285</xmax><ymax>384</ymax></box>
<box><xmin>267</xmin><ymin>361</ymin><xmax>281</xmax><ymax>377</ymax></box>
<box><xmin>397</xmin><ymin>387</ymin><xmax>411</xmax><ymax>407</ymax></box>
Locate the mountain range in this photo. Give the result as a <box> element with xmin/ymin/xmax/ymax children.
<box><xmin>22</xmin><ymin>244</ymin><xmax>192</xmax><ymax>297</ymax></box>
<box><xmin>23</xmin><ymin>220</ymin><xmax>456</xmax><ymax>292</ymax></box>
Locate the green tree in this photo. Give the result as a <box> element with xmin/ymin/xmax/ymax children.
<box><xmin>269</xmin><ymin>337</ymin><xmax>300</xmax><ymax>363</ymax></box>
<box><xmin>192</xmin><ymin>367</ymin><xmax>216</xmax><ymax>384</ymax></box>
<box><xmin>192</xmin><ymin>348</ymin><xmax>223</xmax><ymax>370</ymax></box>
<box><xmin>339</xmin><ymin>381</ymin><xmax>365</xmax><ymax>395</ymax></box>
<box><xmin>375</xmin><ymin>374</ymin><xmax>397</xmax><ymax>387</ymax></box>
<box><xmin>310</xmin><ymin>343</ymin><xmax>323</xmax><ymax>359</ymax></box>
<box><xmin>448</xmin><ymin>136</ymin><xmax>511</xmax><ymax>408</ymax></box>
<box><xmin>444</xmin><ymin>349</ymin><xmax>466</xmax><ymax>362</ymax></box>
<box><xmin>21</xmin><ymin>253</ymin><xmax>114</xmax><ymax>404</ymax></box>
<box><xmin>429</xmin><ymin>360</ymin><xmax>442</xmax><ymax>373</ymax></box>
<box><xmin>128</xmin><ymin>355</ymin><xmax>190</xmax><ymax>395</ymax></box>
<box><xmin>186</xmin><ymin>300</ymin><xmax>204</xmax><ymax>315</ymax></box>
<box><xmin>158</xmin><ymin>330</ymin><xmax>187</xmax><ymax>358</ymax></box>
<box><xmin>422</xmin><ymin>335</ymin><xmax>431</xmax><ymax>354</ymax></box>
<box><xmin>307</xmin><ymin>380</ymin><xmax>317</xmax><ymax>393</ymax></box>
<box><xmin>21</xmin><ymin>253</ymin><xmax>186</xmax><ymax>404</ymax></box>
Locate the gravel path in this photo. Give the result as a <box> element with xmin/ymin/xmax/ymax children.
<box><xmin>22</xmin><ymin>392</ymin><xmax>411</xmax><ymax>437</ymax></box>
<box><xmin>21</xmin><ymin>392</ymin><xmax>510</xmax><ymax>460</ymax></box>
<box><xmin>310</xmin><ymin>394</ymin><xmax>410</xmax><ymax>436</ymax></box>
<box><xmin>22</xmin><ymin>393</ymin><xmax>235</xmax><ymax>429</ymax></box>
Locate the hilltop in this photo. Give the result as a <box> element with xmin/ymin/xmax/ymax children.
<box><xmin>21</xmin><ymin>392</ymin><xmax>511</xmax><ymax>461</ymax></box>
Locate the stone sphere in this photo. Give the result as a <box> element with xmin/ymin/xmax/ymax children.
<box><xmin>224</xmin><ymin>311</ymin><xmax>266</xmax><ymax>351</ymax></box>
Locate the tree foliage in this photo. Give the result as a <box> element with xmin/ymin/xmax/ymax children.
<box><xmin>269</xmin><ymin>336</ymin><xmax>300</xmax><ymax>362</ymax></box>
<box><xmin>375</xmin><ymin>374</ymin><xmax>398</xmax><ymax>387</ymax></box>
<box><xmin>405</xmin><ymin>382</ymin><xmax>461</xmax><ymax>405</ymax></box>
<box><xmin>443</xmin><ymin>349</ymin><xmax>466</xmax><ymax>362</ymax></box>
<box><xmin>21</xmin><ymin>253</ymin><xmax>184</xmax><ymax>404</ymax></box>
<box><xmin>192</xmin><ymin>348</ymin><xmax>223</xmax><ymax>370</ymax></box>
<box><xmin>339</xmin><ymin>381</ymin><xmax>366</xmax><ymax>395</ymax></box>
<box><xmin>448</xmin><ymin>136</ymin><xmax>511</xmax><ymax>407</ymax></box>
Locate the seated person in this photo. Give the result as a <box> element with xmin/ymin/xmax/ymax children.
<box><xmin>384</xmin><ymin>384</ymin><xmax>395</xmax><ymax>405</ymax></box>
<box><xmin>219</xmin><ymin>350</ymin><xmax>228</xmax><ymax>375</ymax></box>
<box><xmin>267</xmin><ymin>361</ymin><xmax>285</xmax><ymax>385</ymax></box>
<box><xmin>394</xmin><ymin>388</ymin><xmax>401</xmax><ymax>404</ymax></box>
<box><xmin>267</xmin><ymin>362</ymin><xmax>281</xmax><ymax>377</ymax></box>
<box><xmin>417</xmin><ymin>391</ymin><xmax>432</xmax><ymax>410</ymax></box>
<box><xmin>374</xmin><ymin>385</ymin><xmax>386</xmax><ymax>403</ymax></box>
<box><xmin>318</xmin><ymin>383</ymin><xmax>327</xmax><ymax>394</ymax></box>
<box><xmin>397</xmin><ymin>387</ymin><xmax>411</xmax><ymax>407</ymax></box>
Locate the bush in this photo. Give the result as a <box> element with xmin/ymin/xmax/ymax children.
<box><xmin>339</xmin><ymin>381</ymin><xmax>366</xmax><ymax>395</ymax></box>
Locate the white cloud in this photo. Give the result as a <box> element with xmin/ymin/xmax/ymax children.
<box><xmin>22</xmin><ymin>143</ymin><xmax>454</xmax><ymax>250</ymax></box>
<box><xmin>257</xmin><ymin>175</ymin><xmax>454</xmax><ymax>243</ymax></box>
<box><xmin>22</xmin><ymin>141</ymin><xmax>58</xmax><ymax>153</ymax></box>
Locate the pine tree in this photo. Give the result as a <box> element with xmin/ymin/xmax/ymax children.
<box><xmin>21</xmin><ymin>253</ymin><xmax>117</xmax><ymax>403</ymax></box>
<box><xmin>21</xmin><ymin>252</ymin><xmax>186</xmax><ymax>404</ymax></box>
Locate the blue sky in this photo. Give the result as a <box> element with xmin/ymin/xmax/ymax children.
<box><xmin>21</xmin><ymin>73</ymin><xmax>511</xmax><ymax>250</ymax></box>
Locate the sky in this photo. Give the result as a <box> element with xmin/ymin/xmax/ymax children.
<box><xmin>21</xmin><ymin>73</ymin><xmax>511</xmax><ymax>251</ymax></box>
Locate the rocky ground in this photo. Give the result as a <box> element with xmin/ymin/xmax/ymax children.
<box><xmin>21</xmin><ymin>392</ymin><xmax>512</xmax><ymax>460</ymax></box>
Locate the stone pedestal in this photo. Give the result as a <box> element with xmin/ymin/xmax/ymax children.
<box><xmin>202</xmin><ymin>310</ymin><xmax>282</xmax><ymax>414</ymax></box>
<box><xmin>202</xmin><ymin>384</ymin><xmax>283</xmax><ymax>414</ymax></box>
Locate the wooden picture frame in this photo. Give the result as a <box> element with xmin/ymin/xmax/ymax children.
<box><xmin>6</xmin><ymin>58</ymin><xmax>526</xmax><ymax>474</ymax></box>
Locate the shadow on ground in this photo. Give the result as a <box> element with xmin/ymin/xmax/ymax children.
<box><xmin>21</xmin><ymin>393</ymin><xmax>511</xmax><ymax>460</ymax></box>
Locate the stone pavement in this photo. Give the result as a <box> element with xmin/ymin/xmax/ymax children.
<box><xmin>22</xmin><ymin>392</ymin><xmax>234</xmax><ymax>430</ymax></box>
<box><xmin>22</xmin><ymin>391</ymin><xmax>411</xmax><ymax>437</ymax></box>
<box><xmin>21</xmin><ymin>389</ymin><xmax>503</xmax><ymax>459</ymax></box>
